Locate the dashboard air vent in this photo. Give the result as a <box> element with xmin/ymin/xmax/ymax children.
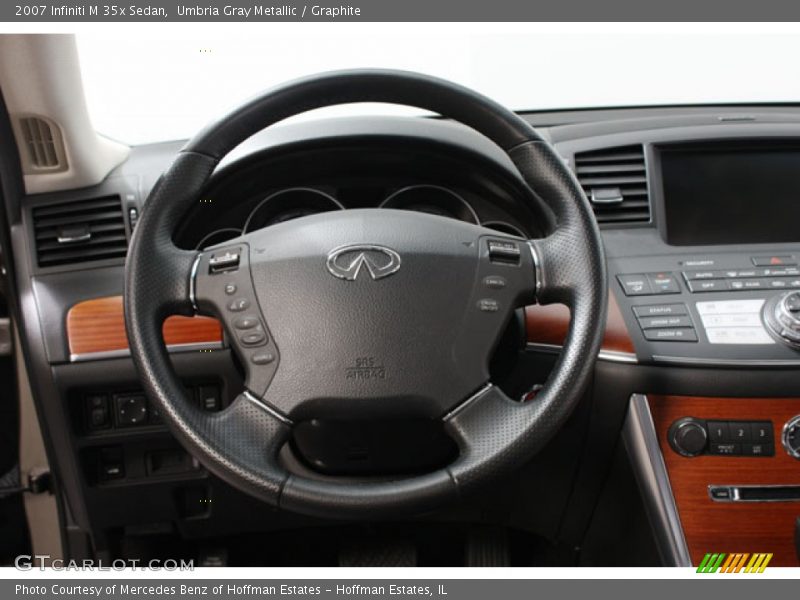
<box><xmin>18</xmin><ymin>116</ymin><xmax>66</xmax><ymax>171</ymax></box>
<box><xmin>574</xmin><ymin>145</ymin><xmax>650</xmax><ymax>224</ymax></box>
<box><xmin>32</xmin><ymin>196</ymin><xmax>128</xmax><ymax>267</ymax></box>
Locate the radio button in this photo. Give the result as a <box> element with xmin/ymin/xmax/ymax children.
<box><xmin>750</xmin><ymin>422</ymin><xmax>773</xmax><ymax>443</ymax></box>
<box><xmin>707</xmin><ymin>421</ymin><xmax>729</xmax><ymax>443</ymax></box>
<box><xmin>709</xmin><ymin>443</ymin><xmax>740</xmax><ymax>455</ymax></box>
<box><xmin>728</xmin><ymin>422</ymin><xmax>751</xmax><ymax>442</ymax></box>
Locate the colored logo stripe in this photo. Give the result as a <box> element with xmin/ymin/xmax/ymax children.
<box><xmin>697</xmin><ymin>552</ymin><xmax>772</xmax><ymax>573</ymax></box>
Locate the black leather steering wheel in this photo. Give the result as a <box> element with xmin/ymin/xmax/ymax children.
<box><xmin>124</xmin><ymin>70</ymin><xmax>607</xmax><ymax>519</ymax></box>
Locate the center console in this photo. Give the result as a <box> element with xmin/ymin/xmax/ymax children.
<box><xmin>607</xmin><ymin>139</ymin><xmax>800</xmax><ymax>367</ymax></box>
<box><xmin>612</xmin><ymin>251</ymin><xmax>800</xmax><ymax>365</ymax></box>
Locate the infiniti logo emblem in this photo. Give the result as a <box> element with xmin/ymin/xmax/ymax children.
<box><xmin>326</xmin><ymin>244</ymin><xmax>401</xmax><ymax>281</ymax></box>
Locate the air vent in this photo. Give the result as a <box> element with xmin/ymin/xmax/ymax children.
<box><xmin>32</xmin><ymin>196</ymin><xmax>128</xmax><ymax>267</ymax></box>
<box><xmin>574</xmin><ymin>145</ymin><xmax>650</xmax><ymax>224</ymax></box>
<box><xmin>18</xmin><ymin>116</ymin><xmax>66</xmax><ymax>172</ymax></box>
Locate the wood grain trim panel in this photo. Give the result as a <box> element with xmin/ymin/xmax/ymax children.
<box><xmin>649</xmin><ymin>394</ymin><xmax>800</xmax><ymax>567</ymax></box>
<box><xmin>525</xmin><ymin>292</ymin><xmax>635</xmax><ymax>354</ymax></box>
<box><xmin>66</xmin><ymin>296</ymin><xmax>223</xmax><ymax>357</ymax></box>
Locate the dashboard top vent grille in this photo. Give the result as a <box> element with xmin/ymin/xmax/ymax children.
<box><xmin>19</xmin><ymin>116</ymin><xmax>66</xmax><ymax>172</ymax></box>
<box><xmin>32</xmin><ymin>195</ymin><xmax>128</xmax><ymax>268</ymax></box>
<box><xmin>574</xmin><ymin>144</ymin><xmax>650</xmax><ymax>224</ymax></box>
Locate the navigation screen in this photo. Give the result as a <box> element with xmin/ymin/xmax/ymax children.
<box><xmin>661</xmin><ymin>144</ymin><xmax>800</xmax><ymax>246</ymax></box>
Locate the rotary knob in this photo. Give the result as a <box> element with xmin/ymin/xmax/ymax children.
<box><xmin>762</xmin><ymin>291</ymin><xmax>800</xmax><ymax>349</ymax></box>
<box><xmin>668</xmin><ymin>417</ymin><xmax>708</xmax><ymax>457</ymax></box>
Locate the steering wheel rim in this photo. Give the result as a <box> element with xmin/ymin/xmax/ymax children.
<box><xmin>124</xmin><ymin>69</ymin><xmax>607</xmax><ymax>519</ymax></box>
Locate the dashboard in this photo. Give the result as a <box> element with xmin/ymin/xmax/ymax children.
<box><xmin>8</xmin><ymin>107</ymin><xmax>800</xmax><ymax>567</ymax></box>
<box><xmin>171</xmin><ymin>137</ymin><xmax>543</xmax><ymax>252</ymax></box>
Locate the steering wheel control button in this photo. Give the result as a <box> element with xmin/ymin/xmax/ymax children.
<box><xmin>487</xmin><ymin>240</ymin><xmax>521</xmax><ymax>265</ymax></box>
<box><xmin>251</xmin><ymin>351</ymin><xmax>276</xmax><ymax>365</ymax></box>
<box><xmin>669</xmin><ymin>417</ymin><xmax>708</xmax><ymax>457</ymax></box>
<box><xmin>240</xmin><ymin>330</ymin><xmax>267</xmax><ymax>347</ymax></box>
<box><xmin>115</xmin><ymin>394</ymin><xmax>148</xmax><ymax>427</ymax></box>
<box><xmin>224</xmin><ymin>283</ymin><xmax>237</xmax><ymax>295</ymax></box>
<box><xmin>233</xmin><ymin>316</ymin><xmax>259</xmax><ymax>330</ymax></box>
<box><xmin>483</xmin><ymin>275</ymin><xmax>507</xmax><ymax>289</ymax></box>
<box><xmin>477</xmin><ymin>299</ymin><xmax>499</xmax><ymax>313</ymax></box>
<box><xmin>617</xmin><ymin>274</ymin><xmax>652</xmax><ymax>296</ymax></box>
<box><xmin>208</xmin><ymin>250</ymin><xmax>241</xmax><ymax>274</ymax></box>
<box><xmin>227</xmin><ymin>298</ymin><xmax>250</xmax><ymax>312</ymax></box>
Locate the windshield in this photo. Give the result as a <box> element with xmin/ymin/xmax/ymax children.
<box><xmin>77</xmin><ymin>27</ymin><xmax>800</xmax><ymax>145</ymax></box>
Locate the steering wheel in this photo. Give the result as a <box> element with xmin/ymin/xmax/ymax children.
<box><xmin>124</xmin><ymin>70</ymin><xmax>607</xmax><ymax>519</ymax></box>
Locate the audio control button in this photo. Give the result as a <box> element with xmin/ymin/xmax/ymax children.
<box><xmin>240</xmin><ymin>331</ymin><xmax>267</xmax><ymax>347</ymax></box>
<box><xmin>233</xmin><ymin>316</ymin><xmax>259</xmax><ymax>330</ymax></box>
<box><xmin>669</xmin><ymin>418</ymin><xmax>708</xmax><ymax>457</ymax></box>
<box><xmin>228</xmin><ymin>298</ymin><xmax>250</xmax><ymax>312</ymax></box>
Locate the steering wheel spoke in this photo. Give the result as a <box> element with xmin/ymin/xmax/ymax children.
<box><xmin>192</xmin><ymin>241</ymin><xmax>281</xmax><ymax>400</ymax></box>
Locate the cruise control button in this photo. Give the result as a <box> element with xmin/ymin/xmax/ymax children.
<box><xmin>483</xmin><ymin>275</ymin><xmax>507</xmax><ymax>289</ymax></box>
<box><xmin>251</xmin><ymin>351</ymin><xmax>276</xmax><ymax>365</ymax></box>
<box><xmin>477</xmin><ymin>299</ymin><xmax>499</xmax><ymax>312</ymax></box>
<box><xmin>487</xmin><ymin>240</ymin><xmax>521</xmax><ymax>264</ymax></box>
<box><xmin>617</xmin><ymin>274</ymin><xmax>652</xmax><ymax>296</ymax></box>
<box><xmin>233</xmin><ymin>316</ymin><xmax>259</xmax><ymax>330</ymax></box>
<box><xmin>228</xmin><ymin>298</ymin><xmax>250</xmax><ymax>312</ymax></box>
<box><xmin>687</xmin><ymin>279</ymin><xmax>729</xmax><ymax>293</ymax></box>
<box><xmin>638</xmin><ymin>315</ymin><xmax>693</xmax><ymax>329</ymax></box>
<box><xmin>240</xmin><ymin>331</ymin><xmax>267</xmax><ymax>346</ymax></box>
<box><xmin>643</xmin><ymin>328</ymin><xmax>698</xmax><ymax>342</ymax></box>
